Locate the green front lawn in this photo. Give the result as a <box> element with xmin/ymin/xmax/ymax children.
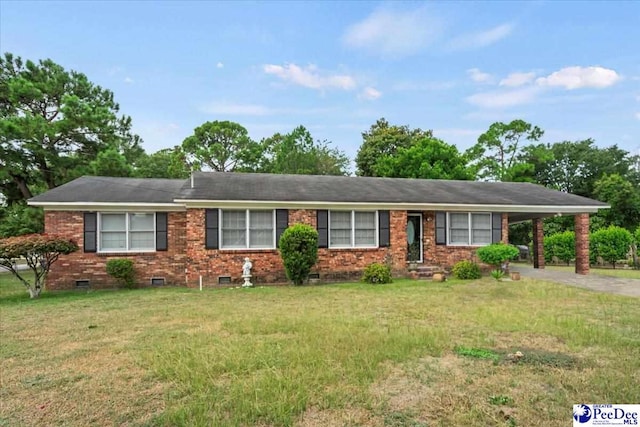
<box><xmin>1</xmin><ymin>272</ymin><xmax>639</xmax><ymax>426</ymax></box>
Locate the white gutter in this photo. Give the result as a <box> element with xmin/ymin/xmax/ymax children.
<box><xmin>172</xmin><ymin>199</ymin><xmax>608</xmax><ymax>213</ymax></box>
<box><xmin>27</xmin><ymin>201</ymin><xmax>186</xmax><ymax>212</ymax></box>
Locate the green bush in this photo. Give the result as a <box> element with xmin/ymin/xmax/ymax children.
<box><xmin>490</xmin><ymin>269</ymin><xmax>505</xmax><ymax>281</ymax></box>
<box><xmin>362</xmin><ymin>262</ymin><xmax>392</xmax><ymax>284</ymax></box>
<box><xmin>278</xmin><ymin>224</ymin><xmax>318</xmax><ymax>285</ymax></box>
<box><xmin>591</xmin><ymin>226</ymin><xmax>633</xmax><ymax>269</ymax></box>
<box><xmin>544</xmin><ymin>231</ymin><xmax>575</xmax><ymax>265</ymax></box>
<box><xmin>106</xmin><ymin>259</ymin><xmax>136</xmax><ymax>288</ymax></box>
<box><xmin>476</xmin><ymin>243</ymin><xmax>519</xmax><ymax>269</ymax></box>
<box><xmin>452</xmin><ymin>260</ymin><xmax>481</xmax><ymax>280</ymax></box>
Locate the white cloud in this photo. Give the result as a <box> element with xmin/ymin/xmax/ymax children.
<box><xmin>201</xmin><ymin>103</ymin><xmax>273</xmax><ymax>116</ymax></box>
<box><xmin>448</xmin><ymin>23</ymin><xmax>513</xmax><ymax>50</ymax></box>
<box><xmin>635</xmin><ymin>112</ymin><xmax>640</xmax><ymax>120</ymax></box>
<box><xmin>359</xmin><ymin>86</ymin><xmax>382</xmax><ymax>101</ymax></box>
<box><xmin>263</xmin><ymin>63</ymin><xmax>357</xmax><ymax>91</ymax></box>
<box><xmin>499</xmin><ymin>72</ymin><xmax>536</xmax><ymax>87</ymax></box>
<box><xmin>466</xmin><ymin>86</ymin><xmax>541</xmax><ymax>108</ymax></box>
<box><xmin>467</xmin><ymin>68</ymin><xmax>493</xmax><ymax>84</ymax></box>
<box><xmin>342</xmin><ymin>7</ymin><xmax>443</xmax><ymax>57</ymax></box>
<box><xmin>123</xmin><ymin>77</ymin><xmax>134</xmax><ymax>84</ymax></box>
<box><xmin>536</xmin><ymin>66</ymin><xmax>620</xmax><ymax>90</ymax></box>
<box><xmin>216</xmin><ymin>62</ymin><xmax>224</xmax><ymax>69</ymax></box>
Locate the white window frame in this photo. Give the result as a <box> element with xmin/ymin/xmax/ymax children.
<box><xmin>446</xmin><ymin>212</ymin><xmax>492</xmax><ymax>246</ymax></box>
<box><xmin>98</xmin><ymin>212</ymin><xmax>156</xmax><ymax>253</ymax></box>
<box><xmin>328</xmin><ymin>210</ymin><xmax>379</xmax><ymax>249</ymax></box>
<box><xmin>219</xmin><ymin>209</ymin><xmax>276</xmax><ymax>250</ymax></box>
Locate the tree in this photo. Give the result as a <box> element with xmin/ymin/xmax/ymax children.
<box><xmin>0</xmin><ymin>204</ymin><xmax>43</xmax><ymax>237</ymax></box>
<box><xmin>135</xmin><ymin>147</ymin><xmax>190</xmax><ymax>179</ymax></box>
<box><xmin>0</xmin><ymin>234</ymin><xmax>78</xmax><ymax>298</ymax></box>
<box><xmin>476</xmin><ymin>243</ymin><xmax>519</xmax><ymax>270</ymax></box>
<box><xmin>355</xmin><ymin>118</ymin><xmax>433</xmax><ymax>176</ymax></box>
<box><xmin>466</xmin><ymin>119</ymin><xmax>543</xmax><ymax>182</ymax></box>
<box><xmin>0</xmin><ymin>53</ymin><xmax>142</xmax><ymax>203</ymax></box>
<box><xmin>278</xmin><ymin>224</ymin><xmax>318</xmax><ymax>285</ymax></box>
<box><xmin>591</xmin><ymin>226</ymin><xmax>633</xmax><ymax>269</ymax></box>
<box><xmin>374</xmin><ymin>136</ymin><xmax>473</xmax><ymax>180</ymax></box>
<box><xmin>523</xmin><ymin>140</ymin><xmax>640</xmax><ymax>198</ymax></box>
<box><xmin>180</xmin><ymin>120</ymin><xmax>262</xmax><ymax>172</ymax></box>
<box><xmin>593</xmin><ymin>173</ymin><xmax>640</xmax><ymax>231</ymax></box>
<box><xmin>89</xmin><ymin>147</ymin><xmax>133</xmax><ymax>177</ymax></box>
<box><xmin>260</xmin><ymin>126</ymin><xmax>348</xmax><ymax>175</ymax></box>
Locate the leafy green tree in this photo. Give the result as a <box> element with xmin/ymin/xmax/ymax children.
<box><xmin>466</xmin><ymin>119</ymin><xmax>543</xmax><ymax>182</ymax></box>
<box><xmin>374</xmin><ymin>136</ymin><xmax>473</xmax><ymax>180</ymax></box>
<box><xmin>278</xmin><ymin>224</ymin><xmax>318</xmax><ymax>285</ymax></box>
<box><xmin>0</xmin><ymin>53</ymin><xmax>142</xmax><ymax>202</ymax></box>
<box><xmin>476</xmin><ymin>243</ymin><xmax>519</xmax><ymax>270</ymax></box>
<box><xmin>135</xmin><ymin>147</ymin><xmax>190</xmax><ymax>179</ymax></box>
<box><xmin>0</xmin><ymin>234</ymin><xmax>78</xmax><ymax>298</ymax></box>
<box><xmin>356</xmin><ymin>118</ymin><xmax>433</xmax><ymax>176</ymax></box>
<box><xmin>522</xmin><ymin>140</ymin><xmax>640</xmax><ymax>198</ymax></box>
<box><xmin>181</xmin><ymin>120</ymin><xmax>262</xmax><ymax>172</ymax></box>
<box><xmin>544</xmin><ymin>231</ymin><xmax>575</xmax><ymax>265</ymax></box>
<box><xmin>591</xmin><ymin>226</ymin><xmax>633</xmax><ymax>269</ymax></box>
<box><xmin>594</xmin><ymin>173</ymin><xmax>640</xmax><ymax>231</ymax></box>
<box><xmin>260</xmin><ymin>126</ymin><xmax>348</xmax><ymax>175</ymax></box>
<box><xmin>0</xmin><ymin>204</ymin><xmax>43</xmax><ymax>237</ymax></box>
<box><xmin>89</xmin><ymin>147</ymin><xmax>133</xmax><ymax>177</ymax></box>
<box><xmin>633</xmin><ymin>226</ymin><xmax>640</xmax><ymax>269</ymax></box>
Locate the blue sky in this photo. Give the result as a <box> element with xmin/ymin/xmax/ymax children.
<box><xmin>2</xmin><ymin>1</ymin><xmax>639</xmax><ymax>164</ymax></box>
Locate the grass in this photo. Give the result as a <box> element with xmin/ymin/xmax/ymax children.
<box><xmin>544</xmin><ymin>265</ymin><xmax>640</xmax><ymax>279</ymax></box>
<box><xmin>1</xmin><ymin>272</ymin><xmax>639</xmax><ymax>426</ymax></box>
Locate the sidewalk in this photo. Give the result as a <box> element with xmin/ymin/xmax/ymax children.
<box><xmin>516</xmin><ymin>265</ymin><xmax>640</xmax><ymax>298</ymax></box>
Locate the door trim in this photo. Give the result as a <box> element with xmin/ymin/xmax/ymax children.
<box><xmin>407</xmin><ymin>213</ymin><xmax>423</xmax><ymax>263</ymax></box>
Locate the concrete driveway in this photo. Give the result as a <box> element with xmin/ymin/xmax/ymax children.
<box><xmin>516</xmin><ymin>265</ymin><xmax>640</xmax><ymax>298</ymax></box>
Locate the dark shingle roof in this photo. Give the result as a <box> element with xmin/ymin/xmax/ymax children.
<box><xmin>28</xmin><ymin>176</ymin><xmax>184</xmax><ymax>204</ymax></box>
<box><xmin>177</xmin><ymin>172</ymin><xmax>606</xmax><ymax>207</ymax></box>
<box><xmin>28</xmin><ymin>172</ymin><xmax>608</xmax><ymax>208</ymax></box>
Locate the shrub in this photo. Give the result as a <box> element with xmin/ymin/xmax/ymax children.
<box><xmin>452</xmin><ymin>260</ymin><xmax>481</xmax><ymax>280</ymax></box>
<box><xmin>0</xmin><ymin>234</ymin><xmax>78</xmax><ymax>298</ymax></box>
<box><xmin>490</xmin><ymin>269</ymin><xmax>505</xmax><ymax>281</ymax></box>
<box><xmin>278</xmin><ymin>224</ymin><xmax>318</xmax><ymax>285</ymax></box>
<box><xmin>476</xmin><ymin>243</ymin><xmax>519</xmax><ymax>270</ymax></box>
<box><xmin>362</xmin><ymin>262</ymin><xmax>392</xmax><ymax>284</ymax></box>
<box><xmin>591</xmin><ymin>226</ymin><xmax>633</xmax><ymax>269</ymax></box>
<box><xmin>544</xmin><ymin>231</ymin><xmax>575</xmax><ymax>265</ymax></box>
<box><xmin>106</xmin><ymin>259</ymin><xmax>136</xmax><ymax>288</ymax></box>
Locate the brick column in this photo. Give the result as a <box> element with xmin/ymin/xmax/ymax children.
<box><xmin>501</xmin><ymin>213</ymin><xmax>509</xmax><ymax>244</ymax></box>
<box><xmin>575</xmin><ymin>213</ymin><xmax>590</xmax><ymax>275</ymax></box>
<box><xmin>532</xmin><ymin>218</ymin><xmax>544</xmax><ymax>269</ymax></box>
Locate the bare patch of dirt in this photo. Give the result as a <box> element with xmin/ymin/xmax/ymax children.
<box><xmin>296</xmin><ymin>406</ymin><xmax>383</xmax><ymax>427</ymax></box>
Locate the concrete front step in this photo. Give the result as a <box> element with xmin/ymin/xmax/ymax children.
<box><xmin>410</xmin><ymin>265</ymin><xmax>446</xmax><ymax>278</ymax></box>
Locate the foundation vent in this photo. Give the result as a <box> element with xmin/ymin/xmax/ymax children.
<box><xmin>75</xmin><ymin>279</ymin><xmax>90</xmax><ymax>288</ymax></box>
<box><xmin>150</xmin><ymin>277</ymin><xmax>165</xmax><ymax>286</ymax></box>
<box><xmin>218</xmin><ymin>276</ymin><xmax>232</xmax><ymax>285</ymax></box>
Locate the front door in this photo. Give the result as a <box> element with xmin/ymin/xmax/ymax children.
<box><xmin>406</xmin><ymin>214</ymin><xmax>423</xmax><ymax>263</ymax></box>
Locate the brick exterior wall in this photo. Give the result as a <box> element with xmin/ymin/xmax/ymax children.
<box><xmin>45</xmin><ymin>211</ymin><xmax>187</xmax><ymax>289</ymax></box>
<box><xmin>574</xmin><ymin>213</ymin><xmax>590</xmax><ymax>275</ymax></box>
<box><xmin>44</xmin><ymin>209</ymin><xmax>510</xmax><ymax>289</ymax></box>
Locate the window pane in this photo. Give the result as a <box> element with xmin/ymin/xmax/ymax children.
<box><xmin>354</xmin><ymin>212</ymin><xmax>376</xmax><ymax>246</ymax></box>
<box><xmin>450</xmin><ymin>213</ymin><xmax>468</xmax><ymax>228</ymax></box>
<box><xmin>130</xmin><ymin>231</ymin><xmax>155</xmax><ymax>249</ymax></box>
<box><xmin>222</xmin><ymin>210</ymin><xmax>246</xmax><ymax>229</ymax></box>
<box><xmin>450</xmin><ymin>229</ymin><xmax>469</xmax><ymax>244</ymax></box>
<box><xmin>101</xmin><ymin>214</ymin><xmax>125</xmax><ymax>231</ymax></box>
<box><xmin>222</xmin><ymin>230</ymin><xmax>246</xmax><ymax>248</ymax></box>
<box><xmin>472</xmin><ymin>230</ymin><xmax>492</xmax><ymax>245</ymax></box>
<box><xmin>330</xmin><ymin>211</ymin><xmax>352</xmax><ymax>246</ymax></box>
<box><xmin>471</xmin><ymin>213</ymin><xmax>491</xmax><ymax>229</ymax></box>
<box><xmin>101</xmin><ymin>232</ymin><xmax>126</xmax><ymax>250</ymax></box>
<box><xmin>249</xmin><ymin>210</ymin><xmax>274</xmax><ymax>248</ymax></box>
<box><xmin>130</xmin><ymin>213</ymin><xmax>154</xmax><ymax>231</ymax></box>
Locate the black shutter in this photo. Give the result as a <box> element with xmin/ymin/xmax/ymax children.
<box><xmin>317</xmin><ymin>210</ymin><xmax>328</xmax><ymax>248</ymax></box>
<box><xmin>84</xmin><ymin>212</ymin><xmax>97</xmax><ymax>253</ymax></box>
<box><xmin>378</xmin><ymin>210</ymin><xmax>390</xmax><ymax>247</ymax></box>
<box><xmin>156</xmin><ymin>212</ymin><xmax>168</xmax><ymax>251</ymax></box>
<box><xmin>435</xmin><ymin>212</ymin><xmax>447</xmax><ymax>245</ymax></box>
<box><xmin>492</xmin><ymin>213</ymin><xmax>503</xmax><ymax>243</ymax></box>
<box><xmin>275</xmin><ymin>209</ymin><xmax>289</xmax><ymax>248</ymax></box>
<box><xmin>205</xmin><ymin>209</ymin><xmax>219</xmax><ymax>249</ymax></box>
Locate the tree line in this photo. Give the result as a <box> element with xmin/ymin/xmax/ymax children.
<box><xmin>2</xmin><ymin>53</ymin><xmax>639</xmax><ymax>242</ymax></box>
